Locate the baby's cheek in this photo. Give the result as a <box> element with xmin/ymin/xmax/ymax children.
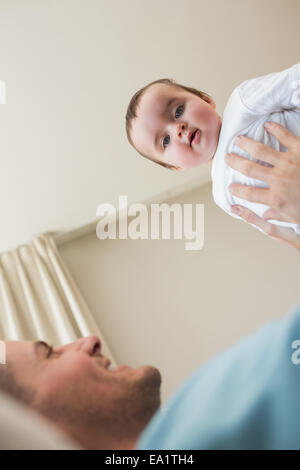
<box><xmin>189</xmin><ymin>101</ymin><xmax>206</xmax><ymax>119</ymax></box>
<box><xmin>175</xmin><ymin>148</ymin><xmax>197</xmax><ymax>169</ymax></box>
<box><xmin>176</xmin><ymin>152</ymin><xmax>188</xmax><ymax>166</ymax></box>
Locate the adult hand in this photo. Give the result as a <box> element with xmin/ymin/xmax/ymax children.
<box><xmin>225</xmin><ymin>122</ymin><xmax>300</xmax><ymax>250</ymax></box>
<box><xmin>229</xmin><ymin>205</ymin><xmax>300</xmax><ymax>251</ymax></box>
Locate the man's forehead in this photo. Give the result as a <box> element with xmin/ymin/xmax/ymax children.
<box><xmin>5</xmin><ymin>340</ymin><xmax>36</xmax><ymax>358</ymax></box>
<box><xmin>6</xmin><ymin>340</ymin><xmax>32</xmax><ymax>347</ymax></box>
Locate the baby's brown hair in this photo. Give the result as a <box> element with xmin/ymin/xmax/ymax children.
<box><xmin>125</xmin><ymin>78</ymin><xmax>213</xmax><ymax>170</ymax></box>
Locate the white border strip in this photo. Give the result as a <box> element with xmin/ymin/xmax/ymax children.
<box><xmin>0</xmin><ymin>340</ymin><xmax>6</xmax><ymax>365</ymax></box>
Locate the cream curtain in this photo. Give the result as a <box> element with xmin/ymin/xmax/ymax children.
<box><xmin>0</xmin><ymin>233</ymin><xmax>116</xmax><ymax>364</ymax></box>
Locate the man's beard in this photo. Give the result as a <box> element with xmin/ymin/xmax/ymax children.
<box><xmin>36</xmin><ymin>366</ymin><xmax>161</xmax><ymax>444</ymax></box>
<box><xmin>88</xmin><ymin>365</ymin><xmax>162</xmax><ymax>438</ymax></box>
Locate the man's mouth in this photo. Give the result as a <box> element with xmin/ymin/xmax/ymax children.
<box><xmin>108</xmin><ymin>364</ymin><xmax>131</xmax><ymax>373</ymax></box>
<box><xmin>94</xmin><ymin>356</ymin><xmax>112</xmax><ymax>369</ymax></box>
<box><xmin>94</xmin><ymin>355</ymin><xmax>132</xmax><ymax>373</ymax></box>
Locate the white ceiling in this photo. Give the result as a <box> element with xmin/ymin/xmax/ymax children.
<box><xmin>0</xmin><ymin>0</ymin><xmax>299</xmax><ymax>253</ymax></box>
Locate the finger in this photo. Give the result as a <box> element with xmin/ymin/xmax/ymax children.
<box><xmin>231</xmin><ymin>205</ymin><xmax>300</xmax><ymax>250</ymax></box>
<box><xmin>231</xmin><ymin>205</ymin><xmax>274</xmax><ymax>233</ymax></box>
<box><xmin>234</xmin><ymin>135</ymin><xmax>278</xmax><ymax>166</ymax></box>
<box><xmin>264</xmin><ymin>121</ymin><xmax>297</xmax><ymax>151</ymax></box>
<box><xmin>262</xmin><ymin>208</ymin><xmax>287</xmax><ymax>222</ymax></box>
<box><xmin>228</xmin><ymin>184</ymin><xmax>271</xmax><ymax>205</ymax></box>
<box><xmin>225</xmin><ymin>153</ymin><xmax>272</xmax><ymax>182</ymax></box>
<box><xmin>268</xmin><ymin>227</ymin><xmax>300</xmax><ymax>251</ymax></box>
<box><xmin>268</xmin><ymin>233</ymin><xmax>300</xmax><ymax>251</ymax></box>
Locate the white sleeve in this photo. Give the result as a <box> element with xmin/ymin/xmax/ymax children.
<box><xmin>238</xmin><ymin>62</ymin><xmax>300</xmax><ymax>115</ymax></box>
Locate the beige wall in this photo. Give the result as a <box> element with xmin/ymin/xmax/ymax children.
<box><xmin>2</xmin><ymin>0</ymin><xmax>297</xmax><ymax>404</ymax></box>
<box><xmin>58</xmin><ymin>183</ymin><xmax>300</xmax><ymax>403</ymax></box>
<box><xmin>1</xmin><ymin>0</ymin><xmax>300</xmax><ymax>252</ymax></box>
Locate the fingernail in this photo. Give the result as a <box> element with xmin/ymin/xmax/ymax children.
<box><xmin>264</xmin><ymin>122</ymin><xmax>273</xmax><ymax>130</ymax></box>
<box><xmin>231</xmin><ymin>206</ymin><xmax>241</xmax><ymax>215</ymax></box>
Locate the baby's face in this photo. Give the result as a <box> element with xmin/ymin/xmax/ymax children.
<box><xmin>130</xmin><ymin>83</ymin><xmax>222</xmax><ymax>170</ymax></box>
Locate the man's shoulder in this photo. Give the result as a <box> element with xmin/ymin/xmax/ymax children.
<box><xmin>138</xmin><ymin>305</ymin><xmax>300</xmax><ymax>449</ymax></box>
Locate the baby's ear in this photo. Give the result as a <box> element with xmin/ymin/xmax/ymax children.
<box><xmin>209</xmin><ymin>99</ymin><xmax>216</xmax><ymax>109</ymax></box>
<box><xmin>204</xmin><ymin>96</ymin><xmax>216</xmax><ymax>109</ymax></box>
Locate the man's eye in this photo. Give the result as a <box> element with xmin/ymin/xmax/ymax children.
<box><xmin>46</xmin><ymin>345</ymin><xmax>53</xmax><ymax>359</ymax></box>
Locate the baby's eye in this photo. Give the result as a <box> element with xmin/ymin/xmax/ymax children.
<box><xmin>163</xmin><ymin>135</ymin><xmax>170</xmax><ymax>149</ymax></box>
<box><xmin>175</xmin><ymin>105</ymin><xmax>184</xmax><ymax>119</ymax></box>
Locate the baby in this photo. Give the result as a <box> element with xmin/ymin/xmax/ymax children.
<box><xmin>125</xmin><ymin>62</ymin><xmax>300</xmax><ymax>235</ymax></box>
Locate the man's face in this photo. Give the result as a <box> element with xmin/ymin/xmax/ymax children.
<box><xmin>130</xmin><ymin>83</ymin><xmax>222</xmax><ymax>170</ymax></box>
<box><xmin>5</xmin><ymin>337</ymin><xmax>161</xmax><ymax>440</ymax></box>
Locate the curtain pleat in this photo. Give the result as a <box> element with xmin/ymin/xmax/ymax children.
<box><xmin>12</xmin><ymin>249</ymin><xmax>51</xmax><ymax>341</ymax></box>
<box><xmin>0</xmin><ymin>264</ymin><xmax>25</xmax><ymax>339</ymax></box>
<box><xmin>0</xmin><ymin>233</ymin><xmax>116</xmax><ymax>365</ymax></box>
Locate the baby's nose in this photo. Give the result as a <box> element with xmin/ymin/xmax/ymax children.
<box><xmin>177</xmin><ymin>122</ymin><xmax>185</xmax><ymax>136</ymax></box>
<box><xmin>176</xmin><ymin>123</ymin><xmax>188</xmax><ymax>142</ymax></box>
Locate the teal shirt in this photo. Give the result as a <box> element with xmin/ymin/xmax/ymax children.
<box><xmin>137</xmin><ymin>304</ymin><xmax>300</xmax><ymax>449</ymax></box>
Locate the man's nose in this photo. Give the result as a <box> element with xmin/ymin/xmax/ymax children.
<box><xmin>62</xmin><ymin>336</ymin><xmax>102</xmax><ymax>355</ymax></box>
<box><xmin>79</xmin><ymin>336</ymin><xmax>102</xmax><ymax>355</ymax></box>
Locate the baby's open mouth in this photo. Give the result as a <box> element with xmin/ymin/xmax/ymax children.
<box><xmin>190</xmin><ymin>129</ymin><xmax>200</xmax><ymax>146</ymax></box>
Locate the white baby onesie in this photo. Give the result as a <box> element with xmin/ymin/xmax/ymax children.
<box><xmin>211</xmin><ymin>62</ymin><xmax>300</xmax><ymax>235</ymax></box>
